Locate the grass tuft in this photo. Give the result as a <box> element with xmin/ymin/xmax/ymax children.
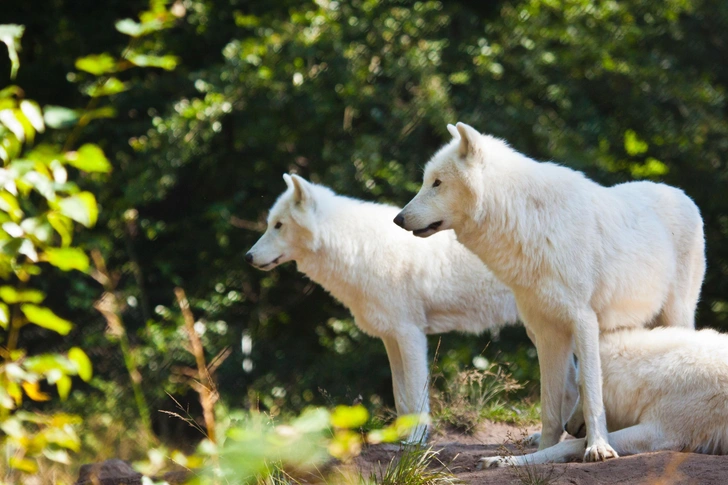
<box><xmin>369</xmin><ymin>444</ymin><xmax>461</xmax><ymax>485</ymax></box>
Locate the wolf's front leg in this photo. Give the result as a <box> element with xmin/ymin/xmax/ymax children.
<box><xmin>572</xmin><ymin>309</ymin><xmax>618</xmax><ymax>462</ymax></box>
<box><xmin>395</xmin><ymin>325</ymin><xmax>430</xmax><ymax>444</ymax></box>
<box><xmin>533</xmin><ymin>328</ymin><xmax>573</xmax><ymax>450</ymax></box>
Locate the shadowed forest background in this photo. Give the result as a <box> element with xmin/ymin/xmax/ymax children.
<box><xmin>1</xmin><ymin>0</ymin><xmax>728</xmax><ymax>481</ymax></box>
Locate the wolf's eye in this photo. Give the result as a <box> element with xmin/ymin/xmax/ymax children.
<box><xmin>432</xmin><ymin>179</ymin><xmax>442</xmax><ymax>188</ymax></box>
<box><xmin>274</xmin><ymin>222</ymin><xmax>282</xmax><ymax>229</ymax></box>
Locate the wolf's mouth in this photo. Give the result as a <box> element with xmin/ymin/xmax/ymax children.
<box><xmin>413</xmin><ymin>221</ymin><xmax>443</xmax><ymax>236</ymax></box>
<box><xmin>258</xmin><ymin>255</ymin><xmax>283</xmax><ymax>268</ymax></box>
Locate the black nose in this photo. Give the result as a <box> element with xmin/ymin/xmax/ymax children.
<box><xmin>393</xmin><ymin>214</ymin><xmax>405</xmax><ymax>228</ymax></box>
<box><xmin>245</xmin><ymin>252</ymin><xmax>254</xmax><ymax>264</ymax></box>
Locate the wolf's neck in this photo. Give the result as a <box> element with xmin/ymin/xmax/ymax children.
<box><xmin>456</xmin><ymin>159</ymin><xmax>546</xmax><ymax>289</ymax></box>
<box><xmin>293</xmin><ymin>200</ymin><xmax>384</xmax><ymax>309</ymax></box>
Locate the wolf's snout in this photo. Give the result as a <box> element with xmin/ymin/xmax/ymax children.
<box><xmin>393</xmin><ymin>213</ymin><xmax>406</xmax><ymax>228</ymax></box>
<box><xmin>244</xmin><ymin>252</ymin><xmax>254</xmax><ymax>264</ymax></box>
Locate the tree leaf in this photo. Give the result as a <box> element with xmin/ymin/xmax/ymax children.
<box><xmin>127</xmin><ymin>53</ymin><xmax>179</xmax><ymax>70</ymax></box>
<box><xmin>43</xmin><ymin>247</ymin><xmax>90</xmax><ymax>272</ymax></box>
<box><xmin>43</xmin><ymin>448</ymin><xmax>71</xmax><ymax>465</ymax></box>
<box><xmin>56</xmin><ymin>374</ymin><xmax>72</xmax><ymax>400</ymax></box>
<box><xmin>20</xmin><ymin>100</ymin><xmax>44</xmax><ymax>133</ymax></box>
<box><xmin>115</xmin><ymin>18</ymin><xmax>164</xmax><ymax>37</ymax></box>
<box><xmin>9</xmin><ymin>457</ymin><xmax>37</xmax><ymax>474</ymax></box>
<box><xmin>0</xmin><ymin>286</ymin><xmax>44</xmax><ymax>304</ymax></box>
<box><xmin>65</xmin><ymin>144</ymin><xmax>112</xmax><ymax>173</ymax></box>
<box><xmin>68</xmin><ymin>347</ymin><xmax>92</xmax><ymax>381</ymax></box>
<box><xmin>58</xmin><ymin>191</ymin><xmax>98</xmax><ymax>228</ymax></box>
<box><xmin>0</xmin><ymin>24</ymin><xmax>24</xmax><ymax>79</ymax></box>
<box><xmin>22</xmin><ymin>381</ymin><xmax>51</xmax><ymax>401</ymax></box>
<box><xmin>85</xmin><ymin>77</ymin><xmax>129</xmax><ymax>97</ymax></box>
<box><xmin>20</xmin><ymin>304</ymin><xmax>73</xmax><ymax>335</ymax></box>
<box><xmin>0</xmin><ymin>108</ymin><xmax>26</xmax><ymax>141</ymax></box>
<box><xmin>0</xmin><ymin>302</ymin><xmax>8</xmax><ymax>329</ymax></box>
<box><xmin>43</xmin><ymin>106</ymin><xmax>79</xmax><ymax>129</ymax></box>
<box><xmin>75</xmin><ymin>53</ymin><xmax>117</xmax><ymax>75</ymax></box>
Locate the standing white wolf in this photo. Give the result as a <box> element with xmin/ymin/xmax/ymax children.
<box><xmin>480</xmin><ymin>326</ymin><xmax>728</xmax><ymax>467</ymax></box>
<box><xmin>395</xmin><ymin>123</ymin><xmax>705</xmax><ymax>460</ymax></box>
<box><xmin>245</xmin><ymin>174</ymin><xmax>524</xmax><ymax>442</ymax></box>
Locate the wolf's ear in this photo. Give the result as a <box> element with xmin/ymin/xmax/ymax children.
<box><xmin>289</xmin><ymin>174</ymin><xmax>313</xmax><ymax>206</ymax></box>
<box><xmin>455</xmin><ymin>122</ymin><xmax>480</xmax><ymax>160</ymax></box>
<box><xmin>447</xmin><ymin>124</ymin><xmax>460</xmax><ymax>140</ymax></box>
<box><xmin>283</xmin><ymin>173</ymin><xmax>294</xmax><ymax>191</ymax></box>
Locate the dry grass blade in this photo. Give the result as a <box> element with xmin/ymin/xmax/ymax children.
<box><xmin>370</xmin><ymin>444</ymin><xmax>462</xmax><ymax>485</ymax></box>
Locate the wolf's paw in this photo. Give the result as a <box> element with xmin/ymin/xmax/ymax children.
<box><xmin>584</xmin><ymin>442</ymin><xmax>619</xmax><ymax>462</ymax></box>
<box><xmin>477</xmin><ymin>456</ymin><xmax>513</xmax><ymax>469</ymax></box>
<box><xmin>524</xmin><ymin>432</ymin><xmax>541</xmax><ymax>447</ymax></box>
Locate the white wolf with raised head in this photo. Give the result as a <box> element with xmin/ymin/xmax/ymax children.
<box><xmin>394</xmin><ymin>123</ymin><xmax>705</xmax><ymax>460</ymax></box>
<box><xmin>246</xmin><ymin>174</ymin><xmax>528</xmax><ymax>443</ymax></box>
<box><xmin>480</xmin><ymin>326</ymin><xmax>728</xmax><ymax>467</ymax></box>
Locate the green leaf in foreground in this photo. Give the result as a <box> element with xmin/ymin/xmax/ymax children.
<box><xmin>43</xmin><ymin>247</ymin><xmax>89</xmax><ymax>272</ymax></box>
<box><xmin>65</xmin><ymin>144</ymin><xmax>112</xmax><ymax>173</ymax></box>
<box><xmin>68</xmin><ymin>347</ymin><xmax>92</xmax><ymax>382</ymax></box>
<box><xmin>75</xmin><ymin>53</ymin><xmax>117</xmax><ymax>75</ymax></box>
<box><xmin>330</xmin><ymin>404</ymin><xmax>368</xmax><ymax>429</ymax></box>
<box><xmin>20</xmin><ymin>304</ymin><xmax>73</xmax><ymax>335</ymax></box>
<box><xmin>58</xmin><ymin>192</ymin><xmax>98</xmax><ymax>228</ymax></box>
<box><xmin>0</xmin><ymin>286</ymin><xmax>44</xmax><ymax>304</ymax></box>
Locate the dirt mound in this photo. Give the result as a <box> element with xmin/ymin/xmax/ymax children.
<box><xmin>355</xmin><ymin>422</ymin><xmax>728</xmax><ymax>484</ymax></box>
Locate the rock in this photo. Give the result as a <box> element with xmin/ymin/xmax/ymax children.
<box><xmin>75</xmin><ymin>459</ymin><xmax>143</xmax><ymax>485</ymax></box>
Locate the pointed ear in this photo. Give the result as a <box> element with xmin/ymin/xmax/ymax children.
<box><xmin>447</xmin><ymin>123</ymin><xmax>460</xmax><ymax>139</ymax></box>
<box><xmin>455</xmin><ymin>122</ymin><xmax>480</xmax><ymax>159</ymax></box>
<box><xmin>289</xmin><ymin>174</ymin><xmax>313</xmax><ymax>206</ymax></box>
<box><xmin>283</xmin><ymin>173</ymin><xmax>294</xmax><ymax>191</ymax></box>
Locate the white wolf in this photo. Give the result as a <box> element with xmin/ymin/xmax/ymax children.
<box><xmin>245</xmin><ymin>174</ymin><xmax>527</xmax><ymax>442</ymax></box>
<box><xmin>480</xmin><ymin>326</ymin><xmax>728</xmax><ymax>467</ymax></box>
<box><xmin>394</xmin><ymin>123</ymin><xmax>705</xmax><ymax>460</ymax></box>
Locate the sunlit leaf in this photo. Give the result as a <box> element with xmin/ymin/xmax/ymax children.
<box><xmin>79</xmin><ymin>106</ymin><xmax>116</xmax><ymax>125</ymax></box>
<box><xmin>75</xmin><ymin>53</ymin><xmax>117</xmax><ymax>75</ymax></box>
<box><xmin>330</xmin><ymin>404</ymin><xmax>368</xmax><ymax>429</ymax></box>
<box><xmin>0</xmin><ymin>24</ymin><xmax>24</xmax><ymax>79</ymax></box>
<box><xmin>0</xmin><ymin>286</ymin><xmax>44</xmax><ymax>304</ymax></box>
<box><xmin>0</xmin><ymin>191</ymin><xmax>23</xmax><ymax>219</ymax></box>
<box><xmin>0</xmin><ymin>416</ymin><xmax>24</xmax><ymax>437</ymax></box>
<box><xmin>68</xmin><ymin>347</ymin><xmax>93</xmax><ymax>381</ymax></box>
<box><xmin>43</xmin><ymin>448</ymin><xmax>71</xmax><ymax>464</ymax></box>
<box><xmin>327</xmin><ymin>429</ymin><xmax>362</xmax><ymax>461</ymax></box>
<box><xmin>56</xmin><ymin>374</ymin><xmax>72</xmax><ymax>400</ymax></box>
<box><xmin>20</xmin><ymin>304</ymin><xmax>73</xmax><ymax>335</ymax></box>
<box><xmin>630</xmin><ymin>157</ymin><xmax>669</xmax><ymax>179</ymax></box>
<box><xmin>0</xmin><ymin>302</ymin><xmax>8</xmax><ymax>329</ymax></box>
<box><xmin>47</xmin><ymin>212</ymin><xmax>73</xmax><ymax>247</ymax></box>
<box><xmin>85</xmin><ymin>77</ymin><xmax>129</xmax><ymax>97</ymax></box>
<box><xmin>43</xmin><ymin>423</ymin><xmax>81</xmax><ymax>451</ymax></box>
<box><xmin>65</xmin><ymin>143</ymin><xmax>112</xmax><ymax>173</ymax></box>
<box><xmin>9</xmin><ymin>457</ymin><xmax>37</xmax><ymax>474</ymax></box>
<box><xmin>624</xmin><ymin>129</ymin><xmax>648</xmax><ymax>156</ymax></box>
<box><xmin>7</xmin><ymin>380</ymin><xmax>21</xmax><ymax>406</ymax></box>
<box><xmin>43</xmin><ymin>105</ymin><xmax>79</xmax><ymax>129</ymax></box>
<box><xmin>58</xmin><ymin>191</ymin><xmax>98</xmax><ymax>227</ymax></box>
<box><xmin>20</xmin><ymin>100</ymin><xmax>44</xmax><ymax>133</ymax></box>
<box><xmin>127</xmin><ymin>53</ymin><xmax>179</xmax><ymax>70</ymax></box>
<box><xmin>22</xmin><ymin>381</ymin><xmax>51</xmax><ymax>401</ymax></box>
<box><xmin>43</xmin><ymin>247</ymin><xmax>89</xmax><ymax>272</ymax></box>
<box><xmin>0</xmin><ymin>108</ymin><xmax>26</xmax><ymax>141</ymax></box>
<box><xmin>115</xmin><ymin>18</ymin><xmax>163</xmax><ymax>37</ymax></box>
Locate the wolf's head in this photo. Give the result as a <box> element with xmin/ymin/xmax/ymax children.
<box><xmin>394</xmin><ymin>122</ymin><xmax>488</xmax><ymax>237</ymax></box>
<box><xmin>245</xmin><ymin>174</ymin><xmax>320</xmax><ymax>270</ymax></box>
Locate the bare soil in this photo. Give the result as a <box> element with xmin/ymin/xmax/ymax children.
<box><xmin>354</xmin><ymin>422</ymin><xmax>728</xmax><ymax>484</ymax></box>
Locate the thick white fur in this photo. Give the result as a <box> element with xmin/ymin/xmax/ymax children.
<box><xmin>396</xmin><ymin>123</ymin><xmax>705</xmax><ymax>460</ymax></box>
<box><xmin>246</xmin><ymin>174</ymin><xmax>525</xmax><ymax>443</ymax></box>
<box><xmin>480</xmin><ymin>327</ymin><xmax>728</xmax><ymax>467</ymax></box>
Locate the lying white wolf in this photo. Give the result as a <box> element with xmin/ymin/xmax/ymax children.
<box><xmin>480</xmin><ymin>326</ymin><xmax>728</xmax><ymax>467</ymax></box>
<box><xmin>246</xmin><ymin>174</ymin><xmax>525</xmax><ymax>442</ymax></box>
<box><xmin>395</xmin><ymin>123</ymin><xmax>705</xmax><ymax>460</ymax></box>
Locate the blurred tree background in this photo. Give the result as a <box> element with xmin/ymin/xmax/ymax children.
<box><xmin>1</xmin><ymin>0</ymin><xmax>727</xmax><ymax>466</ymax></box>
